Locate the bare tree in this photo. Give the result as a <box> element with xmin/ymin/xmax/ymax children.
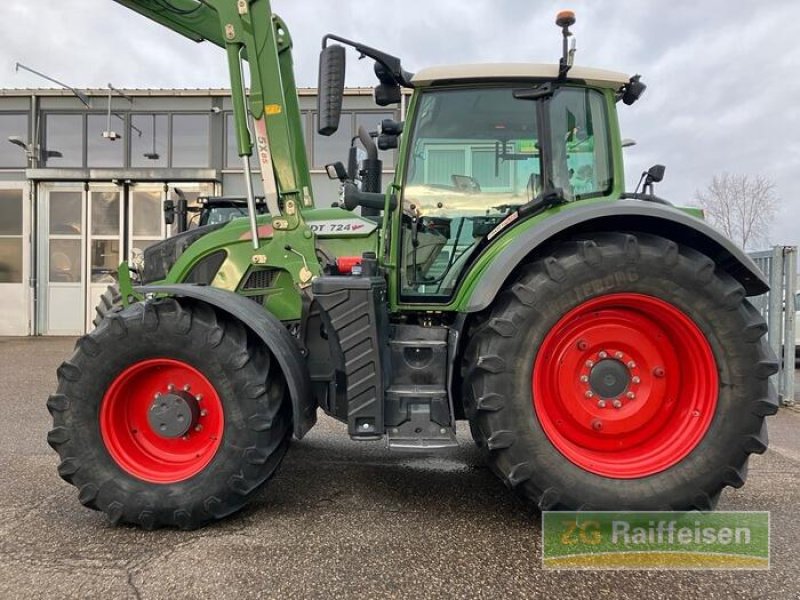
<box><xmin>695</xmin><ymin>173</ymin><xmax>778</xmax><ymax>250</ymax></box>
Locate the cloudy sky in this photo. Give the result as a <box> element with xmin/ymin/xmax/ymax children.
<box><xmin>2</xmin><ymin>0</ymin><xmax>799</xmax><ymax>250</ymax></box>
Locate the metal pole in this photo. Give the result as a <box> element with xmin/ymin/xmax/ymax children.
<box><xmin>781</xmin><ymin>247</ymin><xmax>796</xmax><ymax>406</ymax></box>
<box><xmin>242</xmin><ymin>155</ymin><xmax>260</xmax><ymax>251</ymax></box>
<box><xmin>768</xmin><ymin>245</ymin><xmax>783</xmax><ymax>395</ymax></box>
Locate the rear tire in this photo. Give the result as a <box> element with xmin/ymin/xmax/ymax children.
<box><xmin>464</xmin><ymin>232</ymin><xmax>778</xmax><ymax>511</ymax></box>
<box><xmin>48</xmin><ymin>298</ymin><xmax>292</xmax><ymax>529</ymax></box>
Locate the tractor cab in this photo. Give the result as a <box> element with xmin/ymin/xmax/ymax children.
<box><xmin>396</xmin><ymin>64</ymin><xmax>628</xmax><ymax>297</ymax></box>
<box><xmin>317</xmin><ymin>11</ymin><xmax>645</xmax><ymax>302</ymax></box>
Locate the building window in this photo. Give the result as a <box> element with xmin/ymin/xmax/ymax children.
<box><xmin>87</xmin><ymin>114</ymin><xmax>124</xmax><ymax>168</ymax></box>
<box><xmin>44</xmin><ymin>114</ymin><xmax>84</xmax><ymax>167</ymax></box>
<box><xmin>0</xmin><ymin>189</ymin><xmax>23</xmax><ymax>283</ymax></box>
<box><xmin>131</xmin><ymin>114</ymin><xmax>168</xmax><ymax>168</ymax></box>
<box><xmin>312</xmin><ymin>111</ymin><xmax>353</xmax><ymax>169</ymax></box>
<box><xmin>171</xmin><ymin>114</ymin><xmax>210</xmax><ymax>167</ymax></box>
<box><xmin>311</xmin><ymin>111</ymin><xmax>398</xmax><ymax>170</ymax></box>
<box><xmin>226</xmin><ymin>111</ymin><xmax>310</xmax><ymax>170</ymax></box>
<box><xmin>0</xmin><ymin>114</ymin><xmax>29</xmax><ymax>168</ymax></box>
<box><xmin>225</xmin><ymin>113</ymin><xmax>238</xmax><ymax>169</ymax></box>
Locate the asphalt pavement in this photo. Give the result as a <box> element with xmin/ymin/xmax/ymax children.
<box><xmin>1</xmin><ymin>336</ymin><xmax>799</xmax><ymax>600</ymax></box>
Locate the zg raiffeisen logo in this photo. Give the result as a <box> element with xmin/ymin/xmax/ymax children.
<box><xmin>542</xmin><ymin>511</ymin><xmax>770</xmax><ymax>570</ymax></box>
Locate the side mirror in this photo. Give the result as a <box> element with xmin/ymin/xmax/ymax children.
<box><xmin>646</xmin><ymin>164</ymin><xmax>666</xmax><ymax>183</ymax></box>
<box><xmin>163</xmin><ymin>198</ymin><xmax>175</xmax><ymax>225</ymax></box>
<box><xmin>317</xmin><ymin>44</ymin><xmax>346</xmax><ymax>136</ymax></box>
<box><xmin>621</xmin><ymin>74</ymin><xmax>646</xmax><ymax>106</ymax></box>
<box><xmin>325</xmin><ymin>161</ymin><xmax>348</xmax><ymax>182</ymax></box>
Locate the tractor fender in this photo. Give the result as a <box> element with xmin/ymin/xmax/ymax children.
<box><xmin>463</xmin><ymin>200</ymin><xmax>768</xmax><ymax>313</ymax></box>
<box><xmin>135</xmin><ymin>284</ymin><xmax>316</xmax><ymax>439</ymax></box>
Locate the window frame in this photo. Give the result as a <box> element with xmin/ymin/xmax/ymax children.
<box><xmin>170</xmin><ymin>112</ymin><xmax>212</xmax><ymax>168</ymax></box>
<box><xmin>0</xmin><ymin>112</ymin><xmax>30</xmax><ymax>169</ymax></box>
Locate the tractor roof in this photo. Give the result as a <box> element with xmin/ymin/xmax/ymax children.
<box><xmin>411</xmin><ymin>63</ymin><xmax>630</xmax><ymax>89</ymax></box>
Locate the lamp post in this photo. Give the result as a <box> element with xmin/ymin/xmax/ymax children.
<box><xmin>7</xmin><ymin>135</ymin><xmax>62</xmax><ymax>168</ymax></box>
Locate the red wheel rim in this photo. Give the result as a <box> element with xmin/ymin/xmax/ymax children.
<box><xmin>100</xmin><ymin>358</ymin><xmax>224</xmax><ymax>483</ymax></box>
<box><xmin>532</xmin><ymin>293</ymin><xmax>718</xmax><ymax>479</ymax></box>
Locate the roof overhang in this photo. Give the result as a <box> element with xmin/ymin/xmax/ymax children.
<box><xmin>411</xmin><ymin>63</ymin><xmax>630</xmax><ymax>89</ymax></box>
<box><xmin>25</xmin><ymin>168</ymin><xmax>220</xmax><ymax>182</ymax></box>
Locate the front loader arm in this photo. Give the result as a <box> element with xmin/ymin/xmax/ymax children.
<box><xmin>111</xmin><ymin>0</ymin><xmax>314</xmax><ymax>217</ymax></box>
<box><xmin>111</xmin><ymin>0</ymin><xmax>320</xmax><ymax>291</ymax></box>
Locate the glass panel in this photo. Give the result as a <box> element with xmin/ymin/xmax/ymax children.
<box><xmin>131</xmin><ymin>238</ymin><xmax>161</xmax><ymax>252</ymax></box>
<box><xmin>0</xmin><ymin>113</ymin><xmax>29</xmax><ymax>168</ymax></box>
<box><xmin>548</xmin><ymin>87</ymin><xmax>612</xmax><ymax>200</ymax></box>
<box><xmin>426</xmin><ymin>149</ymin><xmax>465</xmax><ymax>186</ymax></box>
<box><xmin>402</xmin><ymin>88</ymin><xmax>541</xmax><ymax>299</ymax></box>
<box><xmin>0</xmin><ymin>238</ymin><xmax>22</xmax><ymax>283</ymax></box>
<box><xmin>131</xmin><ymin>114</ymin><xmax>168</xmax><ymax>168</ymax></box>
<box><xmin>225</xmin><ymin>113</ymin><xmax>238</xmax><ymax>169</ymax></box>
<box><xmin>91</xmin><ymin>191</ymin><xmax>120</xmax><ymax>235</ymax></box>
<box><xmin>90</xmin><ymin>239</ymin><xmax>119</xmax><ymax>283</ymax></box>
<box><xmin>87</xmin><ymin>114</ymin><xmax>124</xmax><ymax>167</ymax></box>
<box><xmin>49</xmin><ymin>191</ymin><xmax>82</xmax><ymax>235</ymax></box>
<box><xmin>44</xmin><ymin>114</ymin><xmax>83</xmax><ymax>167</ymax></box>
<box><xmin>172</xmin><ymin>114</ymin><xmax>210</xmax><ymax>167</ymax></box>
<box><xmin>131</xmin><ymin>190</ymin><xmax>162</xmax><ymax>236</ymax></box>
<box><xmin>225</xmin><ymin>112</ymin><xmax>258</xmax><ymax>169</ymax></box>
<box><xmin>313</xmin><ymin>112</ymin><xmax>352</xmax><ymax>168</ymax></box>
<box><xmin>356</xmin><ymin>111</ymin><xmax>395</xmax><ymax>168</ymax></box>
<box><xmin>0</xmin><ymin>189</ymin><xmax>23</xmax><ymax>235</ymax></box>
<box><xmin>472</xmin><ymin>149</ymin><xmax>511</xmax><ymax>189</ymax></box>
<box><xmin>49</xmin><ymin>239</ymin><xmax>81</xmax><ymax>282</ymax></box>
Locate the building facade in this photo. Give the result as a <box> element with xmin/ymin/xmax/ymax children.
<box><xmin>0</xmin><ymin>88</ymin><xmax>400</xmax><ymax>336</ymax></box>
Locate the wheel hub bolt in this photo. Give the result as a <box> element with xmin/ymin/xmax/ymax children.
<box><xmin>585</xmin><ymin>390</ymin><xmax>594</xmax><ymax>398</ymax></box>
<box><xmin>598</xmin><ymin>351</ymin><xmax>608</xmax><ymax>359</ymax></box>
<box><xmin>615</xmin><ymin>352</ymin><xmax>624</xmax><ymax>359</ymax></box>
<box><xmin>597</xmin><ymin>400</ymin><xmax>606</xmax><ymax>408</ymax></box>
<box><xmin>626</xmin><ymin>391</ymin><xmax>636</xmax><ymax>399</ymax></box>
<box><xmin>580</xmin><ymin>375</ymin><xmax>589</xmax><ymax>383</ymax></box>
<box><xmin>167</xmin><ymin>384</ymin><xmax>175</xmax><ymax>392</ymax></box>
<box><xmin>183</xmin><ymin>384</ymin><xmax>191</xmax><ymax>391</ymax></box>
<box><xmin>585</xmin><ymin>360</ymin><xmax>595</xmax><ymax>368</ymax></box>
<box><xmin>194</xmin><ymin>424</ymin><xmax>203</xmax><ymax>432</ymax></box>
<box><xmin>627</xmin><ymin>361</ymin><xmax>636</xmax><ymax>369</ymax></box>
<box><xmin>632</xmin><ymin>376</ymin><xmax>641</xmax><ymax>384</ymax></box>
<box><xmin>196</xmin><ymin>394</ymin><xmax>203</xmax><ymax>401</ymax></box>
<box><xmin>612</xmin><ymin>399</ymin><xmax>622</xmax><ymax>408</ymax></box>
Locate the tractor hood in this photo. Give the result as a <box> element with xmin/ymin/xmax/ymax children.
<box><xmin>236</xmin><ymin>209</ymin><xmax>379</xmax><ymax>242</ymax></box>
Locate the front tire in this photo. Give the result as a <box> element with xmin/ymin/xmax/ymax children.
<box><xmin>464</xmin><ymin>232</ymin><xmax>778</xmax><ymax>511</ymax></box>
<box><xmin>48</xmin><ymin>298</ymin><xmax>292</xmax><ymax>529</ymax></box>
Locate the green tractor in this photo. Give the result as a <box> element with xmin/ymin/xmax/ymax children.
<box><xmin>48</xmin><ymin>2</ymin><xmax>777</xmax><ymax>530</ymax></box>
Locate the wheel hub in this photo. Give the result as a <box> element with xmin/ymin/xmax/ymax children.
<box><xmin>100</xmin><ymin>358</ymin><xmax>224</xmax><ymax>483</ymax></box>
<box><xmin>147</xmin><ymin>390</ymin><xmax>199</xmax><ymax>439</ymax></box>
<box><xmin>588</xmin><ymin>359</ymin><xmax>629</xmax><ymax>398</ymax></box>
<box><xmin>532</xmin><ymin>293</ymin><xmax>718</xmax><ymax>479</ymax></box>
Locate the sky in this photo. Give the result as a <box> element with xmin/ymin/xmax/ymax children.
<box><xmin>2</xmin><ymin>0</ymin><xmax>799</xmax><ymax>251</ymax></box>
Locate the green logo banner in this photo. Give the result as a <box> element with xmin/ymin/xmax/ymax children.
<box><xmin>542</xmin><ymin>511</ymin><xmax>770</xmax><ymax>570</ymax></box>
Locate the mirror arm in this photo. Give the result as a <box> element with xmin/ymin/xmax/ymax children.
<box><xmin>322</xmin><ymin>34</ymin><xmax>414</xmax><ymax>87</ymax></box>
